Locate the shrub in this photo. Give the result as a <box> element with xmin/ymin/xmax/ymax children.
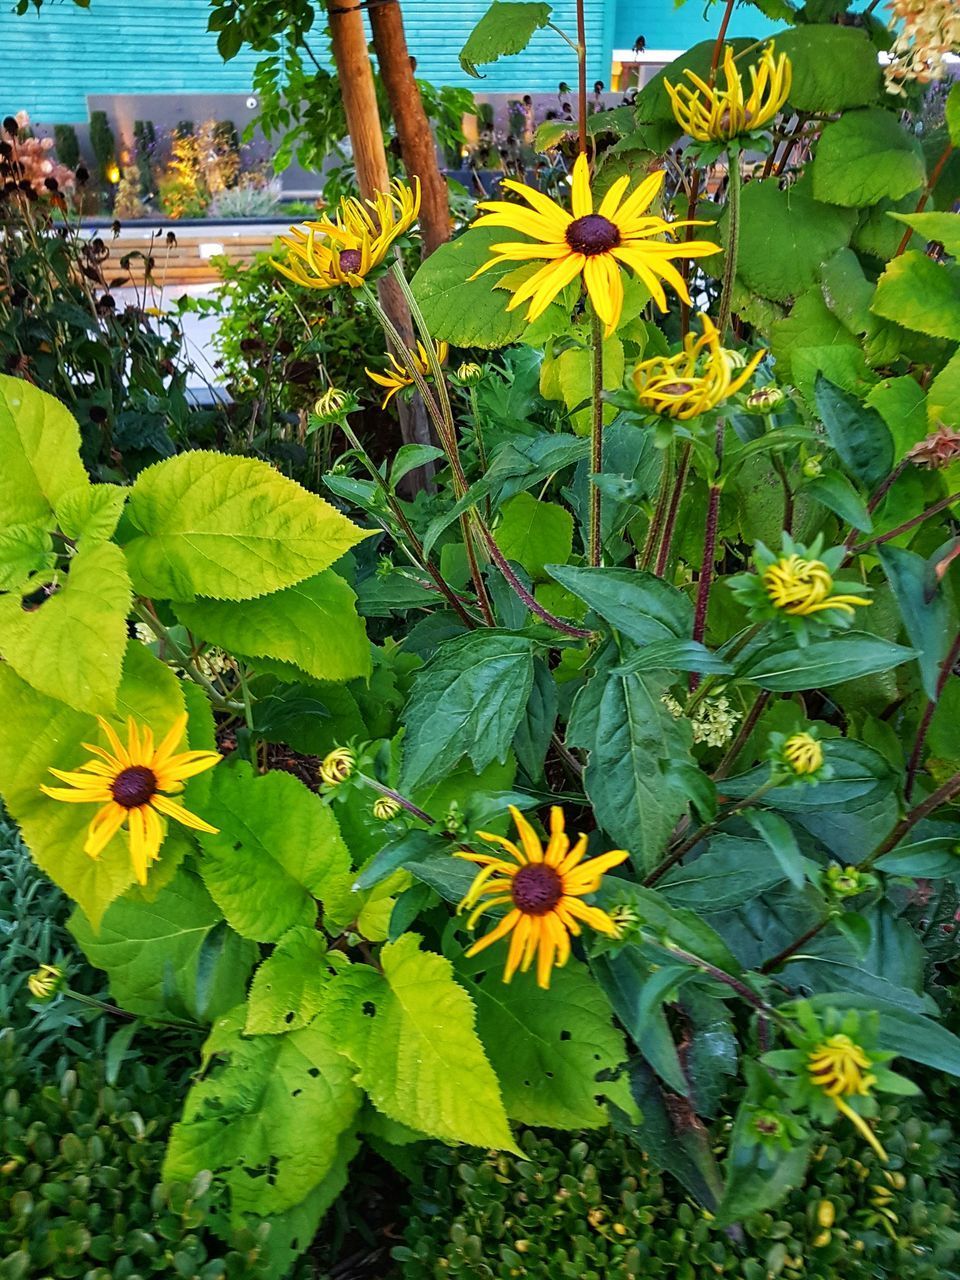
<box><xmin>88</xmin><ymin>109</ymin><xmax>116</xmax><ymax>180</ymax></box>
<box><xmin>52</xmin><ymin>124</ymin><xmax>79</xmax><ymax>171</ymax></box>
<box><xmin>208</xmin><ymin>176</ymin><xmax>283</xmax><ymax>219</ymax></box>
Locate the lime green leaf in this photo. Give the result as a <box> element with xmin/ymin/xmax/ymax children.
<box><xmin>411</xmin><ymin>226</ymin><xmax>528</xmax><ymax>349</ymax></box>
<box><xmin>0</xmin><ymin>375</ymin><xmax>90</xmax><ymax>527</ymax></box>
<box><xmin>778</xmin><ymin>25</ymin><xmax>880</xmax><ymax>113</ymax></box>
<box><xmin>814</xmin><ymin>374</ymin><xmax>894</xmax><ymax>489</ymax></box>
<box><xmin>555</xmin><ymin>335</ymin><xmax>625</xmax><ymax>433</ymax></box>
<box><xmin>326</xmin><ymin>934</ymin><xmax>515</xmax><ymax>1150</ymax></box>
<box><xmin>467</xmin><ymin>960</ymin><xmax>626</xmax><ymax>1128</ymax></box>
<box><xmin>0</xmin><ymin>540</ymin><xmax>132</xmax><ymax>714</ymax></box>
<box><xmin>0</xmin><ymin>643</ymin><xmax>186</xmax><ymax>927</ymax></box>
<box><xmin>175</xmin><ymin>570</ymin><xmax>370</xmax><ymax>684</ymax></box>
<box><xmin>124</xmin><ymin>451</ymin><xmax>370</xmax><ymax>602</ymax></box>
<box><xmin>928</xmin><ymin>350</ymin><xmax>960</xmax><ymax>429</ymax></box>
<box><xmin>246</xmin><ymin>926</ymin><xmax>333</xmax><ymax>1034</ymax></box>
<box><xmin>459</xmin><ymin>1</ymin><xmax>552</xmax><ymax>77</ymax></box>
<box><xmin>737</xmin><ymin>633</ymin><xmax>915</xmax><ymax>690</ymax></box>
<box><xmin>0</xmin><ymin>522</ymin><xmax>54</xmax><ymax>591</ymax></box>
<box><xmin>399</xmin><ymin>632</ymin><xmax>535</xmax><ymax>792</ymax></box>
<box><xmin>769</xmin><ymin>291</ymin><xmax>858</xmax><ymax>384</ymax></box>
<box><xmin>871</xmin><ymin>252</ymin><xmax>960</xmax><ymax>341</ymax></box>
<box><xmin>947</xmin><ymin>81</ymin><xmax>960</xmax><ymax>146</ymax></box>
<box><xmin>69</xmin><ymin>868</ymin><xmax>255</xmax><ymax>1021</ymax></box>
<box><xmin>889</xmin><ymin>210</ymin><xmax>960</xmax><ymax>255</ymax></box>
<box><xmin>494</xmin><ymin>492</ymin><xmax>573</xmax><ymax>582</ymax></box>
<box><xmin>813</xmin><ymin>109</ymin><xmax>925</xmax><ymax>209</ymax></box>
<box><xmin>55</xmin><ymin>483</ymin><xmax>127</xmax><ymax>543</ymax></box>
<box><xmin>164</xmin><ymin>1007</ymin><xmax>362</xmax><ymax>1220</ymax></box>
<box><xmin>198</xmin><ymin>763</ymin><xmax>353</xmax><ymax>942</ymax></box>
<box><xmin>735</xmin><ymin>179</ymin><xmax>856</xmax><ymax>302</ymax></box>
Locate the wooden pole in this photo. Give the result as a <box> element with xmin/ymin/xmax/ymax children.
<box><xmin>325</xmin><ymin>0</ymin><xmax>434</xmax><ymax>473</ymax></box>
<box><xmin>369</xmin><ymin>0</ymin><xmax>451</xmax><ymax>256</ymax></box>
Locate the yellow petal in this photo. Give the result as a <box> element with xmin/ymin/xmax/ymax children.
<box><xmin>570</xmin><ymin>153</ymin><xmax>593</xmax><ymax>219</ymax></box>
<box><xmin>83</xmin><ymin>802</ymin><xmax>127</xmax><ymax>858</ymax></box>
<box><xmin>598</xmin><ymin>173</ymin><xmax>631</xmax><ymax>221</ymax></box>
<box><xmin>509</xmin><ymin>805</ymin><xmax>544</xmax><ymax>863</ymax></box>
<box><xmin>150</xmin><ymin>794</ymin><xmax>219</xmax><ymax>834</ymax></box>
<box><xmin>152</xmin><ymin>713</ymin><xmax>189</xmax><ymax>767</ymax></box>
<box><xmin>503</xmin><ymin>913</ymin><xmax>532</xmax><ymax>982</ymax></box>
<box><xmin>465</xmin><ymin>909</ymin><xmax>521</xmax><ymax>956</ymax></box>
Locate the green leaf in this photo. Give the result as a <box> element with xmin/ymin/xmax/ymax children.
<box><xmin>325</xmin><ymin>934</ymin><xmax>515</xmax><ymax>1149</ymax></box>
<box><xmin>546</xmin><ymin>564</ymin><xmax>692</xmax><ymax>643</ymax></box>
<box><xmin>593</xmin><ymin>950</ymin><xmax>691</xmax><ymax>1093</ymax></box>
<box><xmin>738</xmin><ymin>632</ymin><xmax>915</xmax><ymax>690</ymax></box>
<box><xmin>715</xmin><ymin>1105</ymin><xmax>811</xmax><ymax>1226</ymax></box>
<box><xmin>928</xmin><ymin>349</ymin><xmax>960</xmax><ymax>429</ymax></box>
<box><xmin>0</xmin><ymin>643</ymin><xmax>189</xmax><ymax>927</ymax></box>
<box><xmin>353</xmin><ymin>829</ymin><xmax>447</xmax><ymax>892</ymax></box>
<box><xmin>744</xmin><ymin>810</ymin><xmax>811</xmax><ymax>889</ymax></box>
<box><xmin>466</xmin><ymin>959</ymin><xmax>626</xmax><ymax>1128</ymax></box>
<box><xmin>874</xmin><ymin>836</ymin><xmax>960</xmax><ymax>878</ymax></box>
<box><xmin>769</xmin><ymin>290</ymin><xmax>859</xmax><ymax>385</ymax></box>
<box><xmin>459</xmin><ymin>1</ymin><xmax>552</xmax><ymax>76</ymax></box>
<box><xmin>198</xmin><ymin>763</ymin><xmax>353</xmax><ymax>942</ymax></box>
<box><xmin>0</xmin><ymin>523</ymin><xmax>54</xmax><ymax>592</ymax></box>
<box><xmin>878</xmin><ymin>545</ymin><xmax>949</xmax><ymax>700</ymax></box>
<box><xmin>0</xmin><ymin>374</ymin><xmax>90</xmax><ymax>527</ymax></box>
<box><xmin>55</xmin><ymin>483</ymin><xmax>127</xmax><ymax>543</ymax></box>
<box><xmin>660</xmin><ymin>836</ymin><xmax>789</xmax><ymax>911</ymax></box>
<box><xmin>596</xmin><ymin>878</ymin><xmax>743</xmax><ymax>974</ymax></box>
<box><xmin>399</xmin><ymin>631</ymin><xmax>535</xmax><ymax>792</ymax></box>
<box><xmin>124</xmin><ymin>450</ymin><xmax>369</xmax><ymax>602</ymax></box>
<box><xmin>948</xmin><ymin>81</ymin><xmax>960</xmax><ymax>146</ymax></box>
<box><xmin>871</xmin><ymin>252</ymin><xmax>960</xmax><ymax>341</ymax></box>
<box><xmin>71</xmin><ymin>869</ymin><xmax>255</xmax><ymax>1022</ymax></box>
<box><xmin>889</xmin><ymin>210</ymin><xmax>960</xmax><ymax>256</ymax></box>
<box><xmin>513</xmin><ymin>657</ymin><xmax>558</xmax><ymax>781</ymax></box>
<box><xmin>494</xmin><ymin>491</ymin><xmax>573</xmax><ymax>582</ymax></box>
<box><xmin>814</xmin><ymin>373</ymin><xmax>895</xmax><ymax>489</ymax></box>
<box><xmin>0</xmin><ymin>540</ymin><xmax>132</xmax><ymax>714</ymax></box>
<box><xmin>613</xmin><ymin>639</ymin><xmax>732</xmax><ymax>677</ymax></box>
<box><xmin>411</xmin><ymin>226</ymin><xmax>527</xmax><ymax>349</ymax></box>
<box><xmin>803</xmin><ymin>472</ymin><xmax>873</xmax><ymax>532</ymax></box>
<box><xmin>245</xmin><ymin>926</ymin><xmax>333</xmax><ymax>1034</ymax></box>
<box><xmin>813</xmin><ymin>109</ymin><xmax>926</xmax><ymax>208</ymax></box>
<box><xmin>164</xmin><ymin>1007</ymin><xmax>362</xmax><ymax>1220</ymax></box>
<box><xmin>735</xmin><ymin>178</ymin><xmax>856</xmax><ymax>302</ymax></box>
<box><xmin>389</xmin><ymin>444</ymin><xmax>446</xmax><ymax>489</ymax></box>
<box><xmin>567</xmin><ymin>645</ymin><xmax>692</xmax><ymax>870</ymax></box>
<box><xmin>777</xmin><ymin>25</ymin><xmax>880</xmax><ymax>113</ymax></box>
<box><xmin>175</xmin><ymin>570</ymin><xmax>370</xmax><ymax>684</ymax></box>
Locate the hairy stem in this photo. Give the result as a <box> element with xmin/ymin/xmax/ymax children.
<box><xmin>846</xmin><ymin>491</ymin><xmax>960</xmax><ymax>559</ymax></box>
<box><xmin>645</xmin><ymin>780</ymin><xmax>778</xmax><ymax>886</ymax></box>
<box><xmin>575</xmin><ymin>0</ymin><xmax>588</xmax><ymax>156</ymax></box>
<box><xmin>589</xmin><ymin>310</ymin><xmax>605</xmax><ymax>567</ymax></box>
<box><xmin>906</xmin><ymin>630</ymin><xmax>960</xmax><ymax>799</ymax></box>
<box><xmin>894</xmin><ymin>140</ymin><xmax>954</xmax><ymax>258</ymax></box>
<box><xmin>690</xmin><ymin>419</ymin><xmax>725</xmax><ymax>689</ymax></box>
<box><xmin>640</xmin><ymin>441</ymin><xmax>674</xmax><ymax>570</ymax></box>
<box><xmin>479</xmin><ymin>525</ymin><xmax>594</xmax><ymax>639</ymax></box>
<box><xmin>716</xmin><ymin>143</ymin><xmax>741</xmax><ymax>341</ymax></box>
<box><xmin>654</xmin><ymin>441</ymin><xmax>692</xmax><ymax>576</ymax></box>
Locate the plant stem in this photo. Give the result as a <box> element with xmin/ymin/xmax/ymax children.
<box><xmin>640</xmin><ymin>440</ymin><xmax>674</xmax><ymax>570</ymax></box>
<box><xmin>712</xmin><ymin>690</ymin><xmax>771</xmax><ymax>781</ymax></box>
<box><xmin>654</xmin><ymin>441</ymin><xmax>692</xmax><ymax>576</ymax></box>
<box><xmin>690</xmin><ymin>419</ymin><xmax>725</xmax><ymax>688</ymax></box>
<box><xmin>355</xmin><ymin>771</ymin><xmax>436</xmax><ymax>825</ymax></box>
<box><xmin>479</xmin><ymin>525</ymin><xmax>594</xmax><ymax>639</ymax></box>
<box><xmin>645</xmin><ymin>779</ymin><xmax>778</xmax><ymax>886</ymax></box>
<box><xmin>845</xmin><ymin>491</ymin><xmax>960</xmax><ymax>558</ymax></box>
<box><xmin>771</xmin><ymin>452</ymin><xmax>793</xmax><ymax>535</ymax></box>
<box><xmin>653</xmin><ymin>939</ymin><xmax>776</xmax><ymax>1017</ymax></box>
<box><xmin>589</xmin><ymin>310</ymin><xmax>604</xmax><ymax>566</ymax></box>
<box><xmin>894</xmin><ymin>140</ymin><xmax>954</xmax><ymax>258</ymax></box>
<box><xmin>906</xmin><ymin>629</ymin><xmax>960</xmax><ymax>799</ymax></box>
<box><xmin>717</xmin><ymin>142</ymin><xmax>741</xmax><ymax>341</ymax></box>
<box><xmin>236</xmin><ymin>666</ymin><xmax>258</xmax><ymax>767</ymax></box>
<box><xmin>134</xmin><ymin>603</ymin><xmax>244</xmax><ymax>713</ymax></box>
<box><xmin>575</xmin><ymin>0</ymin><xmax>588</xmax><ymax>156</ymax></box>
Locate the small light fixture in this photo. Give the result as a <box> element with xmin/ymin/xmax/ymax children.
<box><xmin>246</xmin><ymin>96</ymin><xmax>258</xmax><ymax>110</ymax></box>
<box><xmin>106</xmin><ymin>163</ymin><xmax>121</xmax><ymax>185</ymax></box>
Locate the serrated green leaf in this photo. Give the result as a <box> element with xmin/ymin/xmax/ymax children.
<box><xmin>0</xmin><ymin>374</ymin><xmax>90</xmax><ymax>527</ymax></box>
<box><xmin>459</xmin><ymin>1</ymin><xmax>552</xmax><ymax>77</ymax></box>
<box><xmin>325</xmin><ymin>934</ymin><xmax>515</xmax><ymax>1150</ymax></box>
<box><xmin>164</xmin><ymin>1007</ymin><xmax>362</xmax><ymax>1219</ymax></box>
<box><xmin>778</xmin><ymin>25</ymin><xmax>880</xmax><ymax>113</ymax></box>
<box><xmin>175</xmin><ymin>570</ymin><xmax>370</xmax><ymax>684</ymax></box>
<box><xmin>124</xmin><ymin>450</ymin><xmax>370</xmax><ymax>602</ymax></box>
<box><xmin>889</xmin><ymin>209</ymin><xmax>960</xmax><ymax>255</ymax></box>
<box><xmin>55</xmin><ymin>483</ymin><xmax>127</xmax><ymax>543</ymax></box>
<box><xmin>411</xmin><ymin>226</ymin><xmax>528</xmax><ymax>349</ymax></box>
<box><xmin>467</xmin><ymin>960</ymin><xmax>626</xmax><ymax>1128</ymax></box>
<box><xmin>399</xmin><ymin>631</ymin><xmax>535</xmax><ymax>792</ymax></box>
<box><xmin>871</xmin><ymin>251</ymin><xmax>960</xmax><ymax>341</ymax></box>
<box><xmin>813</xmin><ymin>109</ymin><xmax>925</xmax><ymax>209</ymax></box>
<box><xmin>735</xmin><ymin>178</ymin><xmax>856</xmax><ymax>302</ymax></box>
<box><xmin>928</xmin><ymin>349</ymin><xmax>960</xmax><ymax>429</ymax></box>
<box><xmin>0</xmin><ymin>522</ymin><xmax>54</xmax><ymax>591</ymax></box>
<box><xmin>814</xmin><ymin>374</ymin><xmax>894</xmax><ymax>489</ymax></box>
<box><xmin>737</xmin><ymin>632</ymin><xmax>915</xmax><ymax>690</ymax></box>
<box><xmin>546</xmin><ymin>564</ymin><xmax>691</xmax><ymax>643</ymax></box>
<box><xmin>494</xmin><ymin>491</ymin><xmax>573</xmax><ymax>582</ymax></box>
<box><xmin>69</xmin><ymin>867</ymin><xmax>255</xmax><ymax>1021</ymax></box>
<box><xmin>947</xmin><ymin>81</ymin><xmax>960</xmax><ymax>146</ymax></box>
<box><xmin>246</xmin><ymin>926</ymin><xmax>333</xmax><ymax>1034</ymax></box>
<box><xmin>0</xmin><ymin>540</ymin><xmax>132</xmax><ymax>714</ymax></box>
<box><xmin>198</xmin><ymin>763</ymin><xmax>353</xmax><ymax>942</ymax></box>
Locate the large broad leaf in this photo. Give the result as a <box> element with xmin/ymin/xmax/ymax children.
<box><xmin>245</xmin><ymin>926</ymin><xmax>334</xmax><ymax>1035</ymax></box>
<box><xmin>0</xmin><ymin>540</ymin><xmax>131</xmax><ymax>715</ymax></box>
<box><xmin>513</xmin><ymin>657</ymin><xmax>558</xmax><ymax>781</ymax></box>
<box><xmin>55</xmin><ymin>483</ymin><xmax>127</xmax><ymax>543</ymax></box>
<box><xmin>715</xmin><ymin>1098</ymin><xmax>811</xmax><ymax>1226</ymax></box>
<box><xmin>399</xmin><ymin>631</ymin><xmax>534</xmax><ymax>792</ymax></box>
<box><xmin>778</xmin><ymin>25</ymin><xmax>880</xmax><ymax>113</ymax></box>
<box><xmin>494</xmin><ymin>492</ymin><xmax>573</xmax><ymax>582</ymax></box>
<box><xmin>812</xmin><ymin>109</ymin><xmax>926</xmax><ymax>209</ymax></box>
<box><xmin>737</xmin><ymin>632</ymin><xmax>915</xmax><ymax>690</ymax></box>
<box><xmin>69</xmin><ymin>868</ymin><xmax>255</xmax><ymax>1022</ymax></box>
<box><xmin>0</xmin><ymin>643</ymin><xmax>191</xmax><ymax>927</ymax></box>
<box><xmin>175</xmin><ymin>569</ymin><xmax>370</xmax><ymax>684</ymax></box>
<box><xmin>198</xmin><ymin>763</ymin><xmax>353</xmax><ymax>942</ymax></box>
<box><xmin>324</xmin><ymin>934</ymin><xmax>515</xmax><ymax>1150</ymax></box>
<box><xmin>459</xmin><ymin>1</ymin><xmax>552</xmax><ymax>76</ymax></box>
<box><xmin>124</xmin><ymin>451</ymin><xmax>369</xmax><ymax>602</ymax></box>
<box><xmin>164</xmin><ymin>1007</ymin><xmax>362</xmax><ymax>1221</ymax></box>
<box><xmin>890</xmin><ymin>210</ymin><xmax>960</xmax><ymax>256</ymax></box>
<box><xmin>411</xmin><ymin>226</ymin><xmax>528</xmax><ymax>349</ymax></box>
<box><xmin>928</xmin><ymin>349</ymin><xmax>960</xmax><ymax>429</ymax></box>
<box><xmin>660</xmin><ymin>836</ymin><xmax>788</xmax><ymax>912</ymax></box>
<box><xmin>567</xmin><ymin>647</ymin><xmax>692</xmax><ymax>870</ymax></box>
<box><xmin>546</xmin><ymin>564</ymin><xmax>692</xmax><ymax>644</ymax></box>
<box><xmin>871</xmin><ymin>251</ymin><xmax>960</xmax><ymax>341</ymax></box>
<box><xmin>878</xmin><ymin>545</ymin><xmax>949</xmax><ymax>700</ymax></box>
<box><xmin>814</xmin><ymin>374</ymin><xmax>895</xmax><ymax>489</ymax></box>
<box><xmin>0</xmin><ymin>374</ymin><xmax>90</xmax><ymax>527</ymax></box>
<box><xmin>465</xmin><ymin>960</ymin><xmax>626</xmax><ymax>1129</ymax></box>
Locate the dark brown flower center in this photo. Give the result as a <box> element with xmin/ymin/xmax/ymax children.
<box><xmin>512</xmin><ymin>863</ymin><xmax>563</xmax><ymax>915</ymax></box>
<box><xmin>565</xmin><ymin>213</ymin><xmax>620</xmax><ymax>256</ymax></box>
<box><xmin>111</xmin><ymin>765</ymin><xmax>157</xmax><ymax>809</ymax></box>
<box><xmin>660</xmin><ymin>381</ymin><xmax>694</xmax><ymax>396</ymax></box>
<box><xmin>339</xmin><ymin>248</ymin><xmax>363</xmax><ymax>274</ymax></box>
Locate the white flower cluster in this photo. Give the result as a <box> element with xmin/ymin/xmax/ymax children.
<box><xmin>884</xmin><ymin>0</ymin><xmax>960</xmax><ymax>94</ymax></box>
<box><xmin>661</xmin><ymin>691</ymin><xmax>742</xmax><ymax>748</ymax></box>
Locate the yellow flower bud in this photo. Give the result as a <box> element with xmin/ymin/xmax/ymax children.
<box><xmin>783</xmin><ymin>732</ymin><xmax>823</xmax><ymax>776</ymax></box>
<box><xmin>319</xmin><ymin>748</ymin><xmax>355</xmax><ymax>787</ymax></box>
<box><xmin>372</xmin><ymin>795</ymin><xmax>401</xmax><ymax>821</ymax></box>
<box><xmin>27</xmin><ymin>963</ymin><xmax>63</xmax><ymax>1001</ymax></box>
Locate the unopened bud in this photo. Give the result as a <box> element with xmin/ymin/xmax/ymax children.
<box><xmin>746</xmin><ymin>385</ymin><xmax>784</xmax><ymax>414</ymax></box>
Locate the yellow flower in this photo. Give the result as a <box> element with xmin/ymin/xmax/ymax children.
<box><xmin>763</xmin><ymin>555</ymin><xmax>870</xmax><ymax>618</ymax></box>
<box><xmin>468</xmin><ymin>153</ymin><xmax>719</xmax><ymax>335</ymax></box>
<box><xmin>319</xmin><ymin>747</ymin><xmax>355</xmax><ymax>787</ymax></box>
<box><xmin>808</xmin><ymin>1034</ymin><xmax>887</xmax><ymax>1161</ymax></box>
<box><xmin>373</xmin><ymin>795</ymin><xmax>401</xmax><ymax>821</ymax></box>
<box><xmin>314</xmin><ymin>387</ymin><xmax>348</xmax><ymax>419</ymax></box>
<box><xmin>456</xmin><ymin>361</ymin><xmax>484</xmax><ymax>385</ymax></box>
<box><xmin>27</xmin><ymin>963</ymin><xmax>63</xmax><ymax>1001</ymax></box>
<box><xmin>783</xmin><ymin>732</ymin><xmax>823</xmax><ymax>776</ymax></box>
<box><xmin>457</xmin><ymin>806</ymin><xmax>629</xmax><ymax>989</ymax></box>
<box><xmin>665</xmin><ymin>43</ymin><xmax>792</xmax><ymax>143</ymax></box>
<box><xmin>632</xmin><ymin>312</ymin><xmax>764</xmax><ymax>419</ymax></box>
<box><xmin>40</xmin><ymin>715</ymin><xmax>221</xmax><ymax>886</ymax></box>
<box><xmin>365</xmin><ymin>339</ymin><xmax>448</xmax><ymax>409</ymax></box>
<box><xmin>272</xmin><ymin>177</ymin><xmax>420</xmax><ymax>290</ymax></box>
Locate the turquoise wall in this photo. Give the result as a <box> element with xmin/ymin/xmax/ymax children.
<box><xmin>613</xmin><ymin>1</ymin><xmax>777</xmax><ymax>51</ymax></box>
<box><xmin>1</xmin><ymin>0</ymin><xmax>614</xmax><ymax>124</ymax></box>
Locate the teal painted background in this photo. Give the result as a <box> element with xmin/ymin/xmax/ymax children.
<box><xmin>613</xmin><ymin>1</ymin><xmax>776</xmax><ymax>51</ymax></box>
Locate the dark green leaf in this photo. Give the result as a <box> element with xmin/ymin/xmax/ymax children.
<box><xmin>814</xmin><ymin>374</ymin><xmax>895</xmax><ymax>488</ymax></box>
<box><xmin>546</xmin><ymin>565</ymin><xmax>692</xmax><ymax>644</ymax></box>
<box><xmin>459</xmin><ymin>1</ymin><xmax>552</xmax><ymax>77</ymax></box>
<box><xmin>804</xmin><ymin>472</ymin><xmax>873</xmax><ymax>531</ymax></box>
<box><xmin>737</xmin><ymin>631</ymin><xmax>915</xmax><ymax>690</ymax></box>
<box><xmin>613</xmin><ymin>639</ymin><xmax>733</xmax><ymax>676</ymax></box>
<box><xmin>743</xmin><ymin>811</ymin><xmax>813</xmax><ymax>889</ymax></box>
<box><xmin>660</xmin><ymin>836</ymin><xmax>788</xmax><ymax>911</ymax></box>
<box><xmin>874</xmin><ymin>835</ymin><xmax>960</xmax><ymax>877</ymax></box>
<box><xmin>353</xmin><ymin>830</ymin><xmax>448</xmax><ymax>892</ymax></box>
<box><xmin>716</xmin><ymin>1099</ymin><xmax>811</xmax><ymax>1226</ymax></box>
<box><xmin>593</xmin><ymin>951</ymin><xmax>693</xmax><ymax>1092</ymax></box>
<box><xmin>878</xmin><ymin>544</ymin><xmax>950</xmax><ymax>700</ymax></box>
<box><xmin>513</xmin><ymin>658</ymin><xmax>557</xmax><ymax>781</ymax></box>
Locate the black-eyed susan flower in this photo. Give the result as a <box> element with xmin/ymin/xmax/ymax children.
<box><xmin>745</xmin><ymin>384</ymin><xmax>785</xmax><ymax>414</ymax></box>
<box><xmin>729</xmin><ymin>536</ymin><xmax>871</xmax><ymax>639</ymax></box>
<box><xmin>468</xmin><ymin>153</ymin><xmax>719</xmax><ymax>334</ymax></box>
<box><xmin>457</xmin><ymin>806</ymin><xmax>628</xmax><ymax>989</ymax></box>
<box><xmin>312</xmin><ymin>387</ymin><xmax>351</xmax><ymax>423</ymax></box>
<box><xmin>319</xmin><ymin>747</ymin><xmax>355</xmax><ymax>787</ymax></box>
<box><xmin>665</xmin><ymin>43</ymin><xmax>792</xmax><ymax>144</ymax></box>
<box><xmin>456</xmin><ymin>361</ymin><xmax>484</xmax><ymax>385</ymax></box>
<box><xmin>27</xmin><ymin>963</ymin><xmax>64</xmax><ymax>1001</ymax></box>
<box><xmin>40</xmin><ymin>714</ymin><xmax>221</xmax><ymax>885</ymax></box>
<box><xmin>763</xmin><ymin>555</ymin><xmax>868</xmax><ymax>618</ymax></box>
<box><xmin>632</xmin><ymin>312</ymin><xmax>764</xmax><ymax>420</ymax></box>
<box><xmin>783</xmin><ymin>731</ymin><xmax>823</xmax><ymax>776</ymax></box>
<box><xmin>272</xmin><ymin>178</ymin><xmax>420</xmax><ymax>290</ymax></box>
<box><xmin>366</xmin><ymin>339</ymin><xmax>448</xmax><ymax>409</ymax></box>
<box><xmin>372</xmin><ymin>795</ymin><xmax>401</xmax><ymax>821</ymax></box>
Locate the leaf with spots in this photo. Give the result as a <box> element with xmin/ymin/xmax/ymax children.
<box><xmin>246</xmin><ymin>927</ymin><xmax>335</xmax><ymax>1035</ymax></box>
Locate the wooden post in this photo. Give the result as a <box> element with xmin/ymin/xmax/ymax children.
<box><xmin>369</xmin><ymin>0</ymin><xmax>451</xmax><ymax>256</ymax></box>
<box><xmin>325</xmin><ymin>0</ymin><xmax>434</xmax><ymax>471</ymax></box>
